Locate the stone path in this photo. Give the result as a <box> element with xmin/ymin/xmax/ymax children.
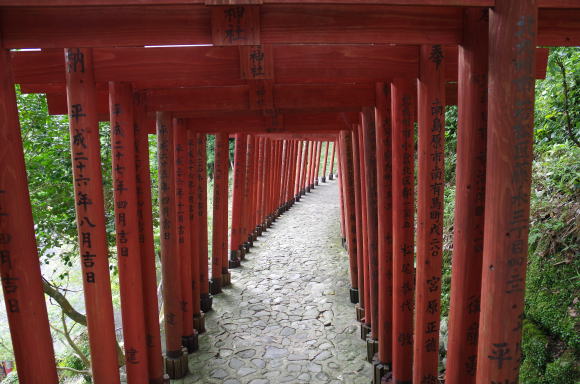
<box><xmin>175</xmin><ymin>179</ymin><xmax>372</xmax><ymax>384</ymax></box>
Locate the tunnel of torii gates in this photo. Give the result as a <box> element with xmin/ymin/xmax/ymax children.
<box><xmin>0</xmin><ymin>0</ymin><xmax>578</xmax><ymax>383</ymax></box>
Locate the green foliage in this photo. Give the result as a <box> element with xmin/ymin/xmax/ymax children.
<box><xmin>1</xmin><ymin>371</ymin><xmax>18</xmax><ymax>384</ymax></box>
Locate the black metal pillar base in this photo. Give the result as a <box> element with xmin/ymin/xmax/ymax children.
<box><xmin>372</xmin><ymin>361</ymin><xmax>391</xmax><ymax>384</ymax></box>
<box><xmin>239</xmin><ymin>245</ymin><xmax>246</xmax><ymax>260</ymax></box>
<box><xmin>360</xmin><ymin>323</ymin><xmax>371</xmax><ymax>341</ymax></box>
<box><xmin>355</xmin><ymin>304</ymin><xmax>365</xmax><ymax>322</ymax></box>
<box><xmin>229</xmin><ymin>250</ymin><xmax>241</xmax><ymax>268</ymax></box>
<box><xmin>329</xmin><ymin>174</ymin><xmax>334</xmax><ymax>180</ymax></box>
<box><xmin>321</xmin><ymin>176</ymin><xmax>326</xmax><ymax>183</ymax></box>
<box><xmin>222</xmin><ymin>271</ymin><xmax>231</xmax><ymax>286</ymax></box>
<box><xmin>244</xmin><ymin>241</ymin><xmax>251</xmax><ymax>253</ymax></box>
<box><xmin>366</xmin><ymin>338</ymin><xmax>379</xmax><ymax>363</ymax></box>
<box><xmin>209</xmin><ymin>278</ymin><xmax>222</xmax><ymax>295</ymax></box>
<box><xmin>164</xmin><ymin>348</ymin><xmax>189</xmax><ymax>379</ymax></box>
<box><xmin>315</xmin><ymin>179</ymin><xmax>319</xmax><ymax>186</ymax></box>
<box><xmin>200</xmin><ymin>293</ymin><xmax>213</xmax><ymax>312</ymax></box>
<box><xmin>349</xmin><ymin>288</ymin><xmax>359</xmax><ymax>304</ymax></box>
<box><xmin>193</xmin><ymin>312</ymin><xmax>206</xmax><ymax>334</ymax></box>
<box><xmin>182</xmin><ymin>332</ymin><xmax>199</xmax><ymax>354</ymax></box>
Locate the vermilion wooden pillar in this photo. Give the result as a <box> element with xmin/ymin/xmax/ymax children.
<box><xmin>321</xmin><ymin>141</ymin><xmax>330</xmax><ymax>183</ymax></box>
<box><xmin>133</xmin><ymin>93</ymin><xmax>165</xmax><ymax>384</ymax></box>
<box><xmin>295</xmin><ymin>141</ymin><xmax>305</xmax><ymax>198</ymax></box>
<box><xmin>109</xmin><ymin>82</ymin><xmax>149</xmax><ymax>382</ymax></box>
<box><xmin>174</xmin><ymin>118</ymin><xmax>197</xmax><ymax>353</ymax></box>
<box><xmin>157</xmin><ymin>111</ymin><xmax>188</xmax><ymax>378</ymax></box>
<box><xmin>314</xmin><ymin>141</ymin><xmax>322</xmax><ymax>186</ymax></box>
<box><xmin>253</xmin><ymin>137</ymin><xmax>263</xmax><ymax>235</ymax></box>
<box><xmin>339</xmin><ymin>131</ymin><xmax>359</xmax><ymax>302</ymax></box>
<box><xmin>328</xmin><ymin>140</ymin><xmax>336</xmax><ymax>180</ymax></box>
<box><xmin>259</xmin><ymin>139</ymin><xmax>269</xmax><ymax>228</ymax></box>
<box><xmin>308</xmin><ymin>140</ymin><xmax>316</xmax><ymax>190</ymax></box>
<box><xmin>374</xmin><ymin>82</ymin><xmax>394</xmax><ymax>378</ymax></box>
<box><xmin>414</xmin><ymin>44</ymin><xmax>446</xmax><ymax>384</ymax></box>
<box><xmin>187</xmin><ymin>129</ymin><xmax>204</xmax><ymax>334</ymax></box>
<box><xmin>477</xmin><ymin>1</ymin><xmax>537</xmax><ymax>382</ymax></box>
<box><xmin>358</xmin><ymin>123</ymin><xmax>372</xmax><ymax>340</ymax></box>
<box><xmin>362</xmin><ymin>107</ymin><xmax>379</xmax><ymax>356</ymax></box>
<box><xmin>446</xmin><ymin>8</ymin><xmax>488</xmax><ymax>384</ymax></box>
<box><xmin>195</xmin><ymin>134</ymin><xmax>212</xmax><ymax>313</ymax></box>
<box><xmin>352</xmin><ymin>129</ymin><xmax>365</xmax><ymax>322</ymax></box>
<box><xmin>301</xmin><ymin>141</ymin><xmax>309</xmax><ymax>195</ymax></box>
<box><xmin>242</xmin><ymin>135</ymin><xmax>255</xmax><ymax>250</ymax></box>
<box><xmin>211</xmin><ymin>132</ymin><xmax>229</xmax><ymax>292</ymax></box>
<box><xmin>64</xmin><ymin>48</ymin><xmax>120</xmax><ymax>383</ymax></box>
<box><xmin>230</xmin><ymin>133</ymin><xmax>247</xmax><ymax>266</ymax></box>
<box><xmin>0</xmin><ymin>49</ymin><xmax>58</xmax><ymax>384</ymax></box>
<box><xmin>391</xmin><ymin>78</ymin><xmax>417</xmax><ymax>384</ymax></box>
<box><xmin>337</xmin><ymin>143</ymin><xmax>346</xmax><ymax>244</ymax></box>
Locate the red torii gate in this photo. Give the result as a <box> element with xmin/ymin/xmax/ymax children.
<box><xmin>0</xmin><ymin>1</ymin><xmax>578</xmax><ymax>384</ymax></box>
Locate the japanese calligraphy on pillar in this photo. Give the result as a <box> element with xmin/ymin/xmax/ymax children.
<box><xmin>211</xmin><ymin>5</ymin><xmax>260</xmax><ymax>46</ymax></box>
<box><xmin>0</xmin><ymin>190</ymin><xmax>18</xmax><ymax>314</ymax></box>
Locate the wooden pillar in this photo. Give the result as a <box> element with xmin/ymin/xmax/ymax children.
<box><xmin>242</xmin><ymin>135</ymin><xmax>255</xmax><ymax>249</ymax></box>
<box><xmin>133</xmin><ymin>93</ymin><xmax>165</xmax><ymax>384</ymax></box>
<box><xmin>339</xmin><ymin>131</ymin><xmax>359</xmax><ymax>300</ymax></box>
<box><xmin>391</xmin><ymin>78</ymin><xmax>417</xmax><ymax>384</ymax></box>
<box><xmin>211</xmin><ymin>132</ymin><xmax>229</xmax><ymax>292</ymax></box>
<box><xmin>109</xmin><ymin>82</ymin><xmax>149</xmax><ymax>382</ymax></box>
<box><xmin>358</xmin><ymin>123</ymin><xmax>372</xmax><ymax>340</ymax></box>
<box><xmin>187</xmin><ymin>129</ymin><xmax>204</xmax><ymax>334</ymax></box>
<box><xmin>195</xmin><ymin>134</ymin><xmax>212</xmax><ymax>313</ymax></box>
<box><xmin>321</xmin><ymin>141</ymin><xmax>329</xmax><ymax>183</ymax></box>
<box><xmin>446</xmin><ymin>8</ymin><xmax>488</xmax><ymax>384</ymax></box>
<box><xmin>156</xmin><ymin>112</ymin><xmax>187</xmax><ymax>378</ymax></box>
<box><xmin>414</xmin><ymin>44</ymin><xmax>446</xmax><ymax>384</ymax></box>
<box><xmin>64</xmin><ymin>48</ymin><xmax>120</xmax><ymax>383</ymax></box>
<box><xmin>174</xmin><ymin>119</ymin><xmax>197</xmax><ymax>353</ymax></box>
<box><xmin>375</xmin><ymin>82</ymin><xmax>394</xmax><ymax>374</ymax></box>
<box><xmin>253</xmin><ymin>137</ymin><xmax>263</xmax><ymax>234</ymax></box>
<box><xmin>352</xmin><ymin>129</ymin><xmax>365</xmax><ymax>322</ymax></box>
<box><xmin>328</xmin><ymin>140</ymin><xmax>336</xmax><ymax>180</ymax></box>
<box><xmin>301</xmin><ymin>141</ymin><xmax>309</xmax><ymax>194</ymax></box>
<box><xmin>296</xmin><ymin>141</ymin><xmax>305</xmax><ymax>197</ymax></box>
<box><xmin>362</xmin><ymin>108</ymin><xmax>379</xmax><ymax>350</ymax></box>
<box><xmin>477</xmin><ymin>1</ymin><xmax>537</xmax><ymax>382</ymax></box>
<box><xmin>0</xmin><ymin>49</ymin><xmax>59</xmax><ymax>384</ymax></box>
<box><xmin>314</xmin><ymin>141</ymin><xmax>322</xmax><ymax>186</ymax></box>
<box><xmin>230</xmin><ymin>133</ymin><xmax>247</xmax><ymax>265</ymax></box>
<box><xmin>337</xmin><ymin>143</ymin><xmax>346</xmax><ymax>244</ymax></box>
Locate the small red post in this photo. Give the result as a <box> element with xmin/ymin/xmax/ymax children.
<box><xmin>477</xmin><ymin>1</ymin><xmax>537</xmax><ymax>382</ymax></box>
<box><xmin>0</xmin><ymin>49</ymin><xmax>59</xmax><ymax>384</ymax></box>
<box><xmin>174</xmin><ymin>119</ymin><xmax>197</xmax><ymax>353</ymax></box>
<box><xmin>321</xmin><ymin>141</ymin><xmax>330</xmax><ymax>182</ymax></box>
<box><xmin>446</xmin><ymin>8</ymin><xmax>488</xmax><ymax>384</ymax></box>
<box><xmin>391</xmin><ymin>78</ymin><xmax>417</xmax><ymax>384</ymax></box>
<box><xmin>375</xmin><ymin>82</ymin><xmax>394</xmax><ymax>375</ymax></box>
<box><xmin>109</xmin><ymin>82</ymin><xmax>150</xmax><ymax>381</ymax></box>
<box><xmin>157</xmin><ymin>112</ymin><xmax>188</xmax><ymax>378</ymax></box>
<box><xmin>133</xmin><ymin>93</ymin><xmax>165</xmax><ymax>383</ymax></box>
<box><xmin>414</xmin><ymin>44</ymin><xmax>446</xmax><ymax>384</ymax></box>
<box><xmin>328</xmin><ymin>140</ymin><xmax>336</xmax><ymax>180</ymax></box>
<box><xmin>65</xmin><ymin>48</ymin><xmax>121</xmax><ymax>383</ymax></box>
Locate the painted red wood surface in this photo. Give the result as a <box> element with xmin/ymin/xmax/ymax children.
<box><xmin>156</xmin><ymin>111</ymin><xmax>184</xmax><ymax>358</ymax></box>
<box><xmin>65</xmin><ymin>48</ymin><xmax>121</xmax><ymax>383</ymax></box>
<box><xmin>109</xmin><ymin>82</ymin><xmax>150</xmax><ymax>382</ymax></box>
<box><xmin>358</xmin><ymin>124</ymin><xmax>371</xmax><ymax>331</ymax></box>
<box><xmin>328</xmin><ymin>141</ymin><xmax>336</xmax><ymax>176</ymax></box>
<box><xmin>445</xmin><ymin>8</ymin><xmax>488</xmax><ymax>384</ymax></box>
<box><xmin>188</xmin><ymin>131</ymin><xmax>202</xmax><ymax>318</ymax></box>
<box><xmin>321</xmin><ymin>141</ymin><xmax>329</xmax><ymax>178</ymax></box>
<box><xmin>174</xmin><ymin>119</ymin><xmax>195</xmax><ymax>343</ymax></box>
<box><xmin>391</xmin><ymin>78</ymin><xmax>417</xmax><ymax>384</ymax></box>
<box><xmin>212</xmin><ymin>132</ymin><xmax>230</xmax><ymax>285</ymax></box>
<box><xmin>0</xmin><ymin>49</ymin><xmax>59</xmax><ymax>384</ymax></box>
<box><xmin>362</xmin><ymin>108</ymin><xmax>379</xmax><ymax>340</ymax></box>
<box><xmin>351</xmin><ymin>130</ymin><xmax>365</xmax><ymax>312</ymax></box>
<box><xmin>194</xmin><ymin>134</ymin><xmax>211</xmax><ymax>302</ymax></box>
<box><xmin>337</xmin><ymin>143</ymin><xmax>346</xmax><ymax>241</ymax></box>
<box><xmin>374</xmin><ymin>82</ymin><xmax>393</xmax><ymax>366</ymax></box>
<box><xmin>476</xmin><ymin>1</ymin><xmax>538</xmax><ymax>382</ymax></box>
<box><xmin>230</xmin><ymin>134</ymin><xmax>247</xmax><ymax>254</ymax></box>
<box><xmin>242</xmin><ymin>135</ymin><xmax>256</xmax><ymax>242</ymax></box>
<box><xmin>414</xmin><ymin>44</ymin><xmax>446</xmax><ymax>384</ymax></box>
<box><xmin>133</xmin><ymin>94</ymin><xmax>165</xmax><ymax>384</ymax></box>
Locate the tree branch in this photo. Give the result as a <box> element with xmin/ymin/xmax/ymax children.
<box><xmin>42</xmin><ymin>278</ymin><xmax>87</xmax><ymax>326</ymax></box>
<box><xmin>554</xmin><ymin>56</ymin><xmax>580</xmax><ymax>148</ymax></box>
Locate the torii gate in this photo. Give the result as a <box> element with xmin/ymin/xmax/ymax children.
<box><xmin>0</xmin><ymin>1</ymin><xmax>579</xmax><ymax>384</ymax></box>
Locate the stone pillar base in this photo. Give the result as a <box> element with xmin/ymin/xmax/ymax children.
<box><xmin>164</xmin><ymin>348</ymin><xmax>189</xmax><ymax>379</ymax></box>
<box><xmin>329</xmin><ymin>174</ymin><xmax>334</xmax><ymax>180</ymax></box>
<box><xmin>244</xmin><ymin>241</ymin><xmax>251</xmax><ymax>253</ymax></box>
<box><xmin>193</xmin><ymin>312</ymin><xmax>206</xmax><ymax>334</ymax></box>
<box><xmin>306</xmin><ymin>186</ymin><xmax>311</xmax><ymax>193</ymax></box>
<box><xmin>372</xmin><ymin>361</ymin><xmax>391</xmax><ymax>384</ymax></box>
<box><xmin>295</xmin><ymin>194</ymin><xmax>301</xmax><ymax>202</ymax></box>
<box><xmin>229</xmin><ymin>250</ymin><xmax>241</xmax><ymax>268</ymax></box>
<box><xmin>322</xmin><ymin>176</ymin><xmax>326</xmax><ymax>183</ymax></box>
<box><xmin>360</xmin><ymin>323</ymin><xmax>371</xmax><ymax>341</ymax></box>
<box><xmin>349</xmin><ymin>288</ymin><xmax>359</xmax><ymax>304</ymax></box>
<box><xmin>315</xmin><ymin>179</ymin><xmax>319</xmax><ymax>186</ymax></box>
<box><xmin>366</xmin><ymin>338</ymin><xmax>379</xmax><ymax>363</ymax></box>
<box><xmin>239</xmin><ymin>246</ymin><xmax>246</xmax><ymax>260</ymax></box>
<box><xmin>355</xmin><ymin>304</ymin><xmax>365</xmax><ymax>322</ymax></box>
<box><xmin>200</xmin><ymin>293</ymin><xmax>213</xmax><ymax>312</ymax></box>
<box><xmin>182</xmin><ymin>332</ymin><xmax>199</xmax><ymax>354</ymax></box>
<box><xmin>222</xmin><ymin>271</ymin><xmax>231</xmax><ymax>286</ymax></box>
<box><xmin>209</xmin><ymin>278</ymin><xmax>222</xmax><ymax>295</ymax></box>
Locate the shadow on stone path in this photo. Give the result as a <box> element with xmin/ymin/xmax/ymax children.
<box><xmin>175</xmin><ymin>180</ymin><xmax>372</xmax><ymax>384</ymax></box>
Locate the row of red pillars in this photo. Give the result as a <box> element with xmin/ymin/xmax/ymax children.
<box><xmin>335</xmin><ymin>4</ymin><xmax>537</xmax><ymax>384</ymax></box>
